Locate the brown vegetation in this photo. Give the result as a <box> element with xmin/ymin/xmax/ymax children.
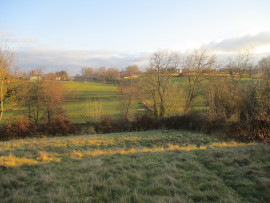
<box><xmin>0</xmin><ymin>47</ymin><xmax>270</xmax><ymax>143</ymax></box>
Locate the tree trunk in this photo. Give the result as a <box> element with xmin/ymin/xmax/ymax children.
<box><xmin>0</xmin><ymin>110</ymin><xmax>3</xmax><ymax>122</ymax></box>
<box><xmin>125</xmin><ymin>96</ymin><xmax>132</xmax><ymax>121</ymax></box>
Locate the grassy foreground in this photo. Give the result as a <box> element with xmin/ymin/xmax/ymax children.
<box><xmin>0</xmin><ymin>130</ymin><xmax>269</xmax><ymax>202</ymax></box>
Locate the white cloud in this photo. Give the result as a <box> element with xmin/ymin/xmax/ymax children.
<box><xmin>0</xmin><ymin>31</ymin><xmax>18</xmax><ymax>44</ymax></box>
<box><xmin>15</xmin><ymin>48</ymin><xmax>151</xmax><ymax>75</ymax></box>
<box><xmin>3</xmin><ymin>31</ymin><xmax>270</xmax><ymax>75</ymax></box>
<box><xmin>0</xmin><ymin>32</ymin><xmax>150</xmax><ymax>75</ymax></box>
<box><xmin>0</xmin><ymin>31</ymin><xmax>39</xmax><ymax>49</ymax></box>
<box><xmin>203</xmin><ymin>32</ymin><xmax>270</xmax><ymax>53</ymax></box>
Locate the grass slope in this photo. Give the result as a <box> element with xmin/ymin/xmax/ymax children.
<box><xmin>62</xmin><ymin>81</ymin><xmax>120</xmax><ymax>123</ymax></box>
<box><xmin>0</xmin><ymin>130</ymin><xmax>269</xmax><ymax>202</ymax></box>
<box><xmin>62</xmin><ymin>81</ymin><xmax>146</xmax><ymax>123</ymax></box>
<box><xmin>3</xmin><ymin>81</ymin><xmax>146</xmax><ymax>124</ymax></box>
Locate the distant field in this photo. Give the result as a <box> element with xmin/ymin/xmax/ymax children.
<box><xmin>2</xmin><ymin>81</ymin><xmax>147</xmax><ymax>124</ymax></box>
<box><xmin>2</xmin><ymin>77</ymin><xmax>255</xmax><ymax>124</ymax></box>
<box><xmin>61</xmin><ymin>81</ymin><xmax>146</xmax><ymax>123</ymax></box>
<box><xmin>170</xmin><ymin>77</ymin><xmax>207</xmax><ymax>113</ymax></box>
<box><xmin>0</xmin><ymin>130</ymin><xmax>269</xmax><ymax>202</ymax></box>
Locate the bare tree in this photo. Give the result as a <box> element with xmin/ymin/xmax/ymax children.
<box><xmin>226</xmin><ymin>48</ymin><xmax>254</xmax><ymax>82</ymax></box>
<box><xmin>183</xmin><ymin>49</ymin><xmax>215</xmax><ymax>113</ymax></box>
<box><xmin>95</xmin><ymin>66</ymin><xmax>107</xmax><ymax>83</ymax></box>
<box><xmin>123</xmin><ymin>65</ymin><xmax>139</xmax><ymax>78</ymax></box>
<box><xmin>106</xmin><ymin>68</ymin><xmax>120</xmax><ymax>84</ymax></box>
<box><xmin>42</xmin><ymin>79</ymin><xmax>65</xmax><ymax>124</ymax></box>
<box><xmin>26</xmin><ymin>69</ymin><xmax>44</xmax><ymax>125</ymax></box>
<box><xmin>140</xmin><ymin>51</ymin><xmax>180</xmax><ymax>119</ymax></box>
<box><xmin>0</xmin><ymin>44</ymin><xmax>21</xmax><ymax>122</ymax></box>
<box><xmin>25</xmin><ymin>70</ymin><xmax>66</xmax><ymax>125</ymax></box>
<box><xmin>56</xmin><ymin>70</ymin><xmax>69</xmax><ymax>80</ymax></box>
<box><xmin>81</xmin><ymin>67</ymin><xmax>94</xmax><ymax>76</ymax></box>
<box><xmin>45</xmin><ymin>72</ymin><xmax>56</xmax><ymax>80</ymax></box>
<box><xmin>118</xmin><ymin>77</ymin><xmax>140</xmax><ymax>121</ymax></box>
<box><xmin>122</xmin><ymin>65</ymin><xmax>139</xmax><ymax>88</ymax></box>
<box><xmin>258</xmin><ymin>56</ymin><xmax>270</xmax><ymax>80</ymax></box>
<box><xmin>117</xmin><ymin>65</ymin><xmax>140</xmax><ymax>120</ymax></box>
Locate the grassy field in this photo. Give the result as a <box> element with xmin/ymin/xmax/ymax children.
<box><xmin>0</xmin><ymin>130</ymin><xmax>269</xmax><ymax>202</ymax></box>
<box><xmin>0</xmin><ymin>77</ymin><xmax>258</xmax><ymax>124</ymax></box>
<box><xmin>3</xmin><ymin>81</ymin><xmax>147</xmax><ymax>125</ymax></box>
<box><xmin>171</xmin><ymin>77</ymin><xmax>207</xmax><ymax>113</ymax></box>
<box><xmin>62</xmin><ymin>81</ymin><xmax>147</xmax><ymax>123</ymax></box>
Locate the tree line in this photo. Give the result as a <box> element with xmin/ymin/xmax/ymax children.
<box><xmin>119</xmin><ymin>49</ymin><xmax>270</xmax><ymax>142</ymax></box>
<box><xmin>79</xmin><ymin>65</ymin><xmax>142</xmax><ymax>84</ymax></box>
<box><xmin>0</xmin><ymin>44</ymin><xmax>270</xmax><ymax>141</ymax></box>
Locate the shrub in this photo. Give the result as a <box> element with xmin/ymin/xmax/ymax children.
<box><xmin>164</xmin><ymin>112</ymin><xmax>212</xmax><ymax>133</ymax></box>
<box><xmin>45</xmin><ymin>115</ymin><xmax>73</xmax><ymax>135</ymax></box>
<box><xmin>79</xmin><ymin>125</ymin><xmax>96</xmax><ymax>135</ymax></box>
<box><xmin>118</xmin><ymin>119</ymin><xmax>132</xmax><ymax>132</ymax></box>
<box><xmin>2</xmin><ymin>117</ymin><xmax>35</xmax><ymax>139</ymax></box>
<box><xmin>97</xmin><ymin>115</ymin><xmax>118</xmax><ymax>133</ymax></box>
<box><xmin>132</xmin><ymin>113</ymin><xmax>158</xmax><ymax>131</ymax></box>
<box><xmin>226</xmin><ymin>117</ymin><xmax>270</xmax><ymax>142</ymax></box>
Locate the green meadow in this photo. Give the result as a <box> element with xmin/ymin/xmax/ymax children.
<box><xmin>0</xmin><ymin>130</ymin><xmax>269</xmax><ymax>202</ymax></box>
<box><xmin>2</xmin><ymin>77</ymin><xmax>255</xmax><ymax>124</ymax></box>
<box><xmin>2</xmin><ymin>81</ymin><xmax>147</xmax><ymax>125</ymax></box>
<box><xmin>171</xmin><ymin>77</ymin><xmax>207</xmax><ymax>113</ymax></box>
<box><xmin>61</xmin><ymin>81</ymin><xmax>146</xmax><ymax>123</ymax></box>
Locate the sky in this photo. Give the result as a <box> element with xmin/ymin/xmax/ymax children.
<box><xmin>1</xmin><ymin>0</ymin><xmax>270</xmax><ymax>75</ymax></box>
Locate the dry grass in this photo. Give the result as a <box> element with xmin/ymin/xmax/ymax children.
<box><xmin>70</xmin><ymin>150</ymin><xmax>83</xmax><ymax>159</ymax></box>
<box><xmin>37</xmin><ymin>151</ymin><xmax>60</xmax><ymax>162</ymax></box>
<box><xmin>0</xmin><ymin>130</ymin><xmax>269</xmax><ymax>202</ymax></box>
<box><xmin>0</xmin><ymin>154</ymin><xmax>38</xmax><ymax>167</ymax></box>
<box><xmin>210</xmin><ymin>141</ymin><xmax>257</xmax><ymax>148</ymax></box>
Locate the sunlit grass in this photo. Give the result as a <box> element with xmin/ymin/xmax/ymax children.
<box><xmin>210</xmin><ymin>141</ymin><xmax>257</xmax><ymax>148</ymax></box>
<box><xmin>0</xmin><ymin>130</ymin><xmax>258</xmax><ymax>167</ymax></box>
<box><xmin>37</xmin><ymin>151</ymin><xmax>60</xmax><ymax>163</ymax></box>
<box><xmin>0</xmin><ymin>154</ymin><xmax>38</xmax><ymax>167</ymax></box>
<box><xmin>0</xmin><ymin>130</ymin><xmax>269</xmax><ymax>202</ymax></box>
<box><xmin>0</xmin><ymin>141</ymin><xmax>257</xmax><ymax>167</ymax></box>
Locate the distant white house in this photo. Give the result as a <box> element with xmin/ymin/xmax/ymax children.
<box><xmin>176</xmin><ymin>69</ymin><xmax>182</xmax><ymax>74</ymax></box>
